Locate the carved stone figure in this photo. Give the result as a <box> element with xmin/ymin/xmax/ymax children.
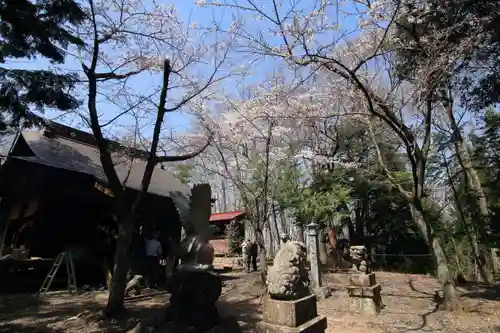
<box><xmin>170</xmin><ymin>183</ymin><xmax>215</xmax><ymax>271</ymax></box>
<box><xmin>266</xmin><ymin>241</ymin><xmax>310</xmax><ymax>300</ymax></box>
<box><xmin>164</xmin><ymin>269</ymin><xmax>223</xmax><ymax>330</ymax></box>
<box><xmin>164</xmin><ymin>184</ymin><xmax>226</xmax><ymax>331</ymax></box>
<box><xmin>348</xmin><ymin>245</ymin><xmax>371</xmax><ymax>274</ymax></box>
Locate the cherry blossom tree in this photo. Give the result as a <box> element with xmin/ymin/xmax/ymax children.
<box><xmin>194</xmin><ymin>70</ymin><xmax>358</xmax><ymax>274</ymax></box>
<box><xmin>197</xmin><ymin>0</ymin><xmax>461</xmax><ymax>307</ymax></box>
<box><xmin>72</xmin><ymin>0</ymin><xmax>234</xmax><ymax>315</ymax></box>
<box><xmin>196</xmin><ymin>76</ymin><xmax>293</xmax><ymax>279</ymax></box>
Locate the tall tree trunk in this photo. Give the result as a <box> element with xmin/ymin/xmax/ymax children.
<box><xmin>279</xmin><ymin>209</ymin><xmax>288</xmax><ymax>236</ymax></box>
<box><xmin>409</xmin><ymin>202</ymin><xmax>460</xmax><ymax>309</ymax></box>
<box><xmin>266</xmin><ymin>223</ymin><xmax>274</xmax><ymax>256</ymax></box>
<box><xmin>255</xmin><ymin>227</ymin><xmax>267</xmax><ymax>281</ymax></box>
<box><xmin>451</xmin><ymin>237</ymin><xmax>467</xmax><ymax>279</ymax></box>
<box><xmin>101</xmin><ymin>59</ymin><xmax>202</xmax><ymax>316</ymax></box>
<box><xmin>354</xmin><ymin>199</ymin><xmax>364</xmax><ymax>244</ymax></box>
<box><xmin>271</xmin><ymin>203</ymin><xmax>281</xmax><ymax>253</ymax></box>
<box><xmin>221</xmin><ymin>179</ymin><xmax>227</xmax><ymax>212</ymax></box>
<box><xmin>256</xmin><ymin>121</ymin><xmax>273</xmax><ymax>281</ymax></box>
<box><xmin>346</xmin><ymin>217</ymin><xmax>355</xmax><ymax>244</ymax></box>
<box><xmin>443</xmin><ymin>153</ymin><xmax>489</xmax><ymax>282</ymax></box>
<box><xmin>105</xmin><ymin>208</ymin><xmax>134</xmax><ymax>315</ymax></box>
<box><xmin>444</xmin><ymin>102</ymin><xmax>495</xmax><ymax>281</ymax></box>
<box><xmin>318</xmin><ymin>228</ymin><xmax>328</xmax><ymax>267</ymax></box>
<box><xmin>327</xmin><ymin>228</ymin><xmax>338</xmax><ymax>270</ymax></box>
<box><xmin>296</xmin><ymin>223</ymin><xmax>305</xmax><ymax>243</ymax></box>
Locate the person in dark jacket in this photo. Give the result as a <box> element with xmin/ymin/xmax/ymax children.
<box><xmin>248</xmin><ymin>240</ymin><xmax>258</xmax><ymax>272</ymax></box>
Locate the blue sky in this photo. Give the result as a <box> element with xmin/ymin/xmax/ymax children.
<box><xmin>6</xmin><ymin>1</ymin><xmax>237</xmax><ymax>137</ymax></box>
<box><xmin>6</xmin><ymin>0</ymin><xmax>361</xmax><ymax>141</ymax></box>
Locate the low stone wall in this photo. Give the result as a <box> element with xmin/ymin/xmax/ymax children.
<box><xmin>213</xmin><ymin>256</ymin><xmax>243</xmax><ymax>270</ymax></box>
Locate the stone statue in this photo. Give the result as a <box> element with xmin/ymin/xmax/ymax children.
<box><xmin>164</xmin><ymin>183</ymin><xmax>225</xmax><ymax>331</ymax></box>
<box><xmin>176</xmin><ymin>234</ymin><xmax>215</xmax><ymax>272</ymax></box>
<box><xmin>348</xmin><ymin>245</ymin><xmax>370</xmax><ymax>274</ymax></box>
<box><xmin>170</xmin><ymin>183</ymin><xmax>215</xmax><ymax>272</ymax></box>
<box><xmin>266</xmin><ymin>241</ymin><xmax>310</xmax><ymax>300</ymax></box>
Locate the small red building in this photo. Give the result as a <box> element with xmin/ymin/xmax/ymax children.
<box><xmin>208</xmin><ymin>210</ymin><xmax>245</xmax><ymax>256</ymax></box>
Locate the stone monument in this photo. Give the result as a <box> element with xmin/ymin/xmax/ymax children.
<box><xmin>306</xmin><ymin>223</ymin><xmax>321</xmax><ymax>289</ymax></box>
<box><xmin>165</xmin><ymin>184</ymin><xmax>237</xmax><ymax>332</ymax></box>
<box><xmin>258</xmin><ymin>241</ymin><xmax>327</xmax><ymax>333</ymax></box>
<box><xmin>306</xmin><ymin>223</ymin><xmax>332</xmax><ymax>300</ymax></box>
<box><xmin>345</xmin><ymin>245</ymin><xmax>382</xmax><ymax>315</ymax></box>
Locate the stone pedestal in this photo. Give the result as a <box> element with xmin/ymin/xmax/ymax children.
<box><xmin>348</xmin><ymin>272</ymin><xmax>376</xmax><ymax>287</ymax></box>
<box><xmin>257</xmin><ymin>294</ymin><xmax>327</xmax><ymax>333</ymax></box>
<box><xmin>314</xmin><ymin>286</ymin><xmax>333</xmax><ymax>300</ymax></box>
<box><xmin>346</xmin><ymin>272</ymin><xmax>382</xmax><ymax>315</ymax></box>
<box><xmin>164</xmin><ymin>270</ymin><xmax>223</xmax><ymax>330</ymax></box>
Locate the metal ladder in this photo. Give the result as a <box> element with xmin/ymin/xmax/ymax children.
<box><xmin>37</xmin><ymin>252</ymin><xmax>78</xmax><ymax>297</ymax></box>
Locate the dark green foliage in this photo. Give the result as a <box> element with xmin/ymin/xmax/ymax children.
<box><xmin>274</xmin><ymin>161</ymin><xmax>348</xmax><ymax>231</ymax></box>
<box><xmin>323</xmin><ymin>142</ymin><xmax>432</xmax><ymax>273</ymax></box>
<box><xmin>278</xmin><ymin>119</ymin><xmax>433</xmax><ymax>273</ymax></box>
<box><xmin>469</xmin><ymin>109</ymin><xmax>500</xmax><ymax>245</ymax></box>
<box><xmin>393</xmin><ymin>0</ymin><xmax>500</xmax><ymax>110</ymax></box>
<box><xmin>0</xmin><ymin>0</ymin><xmax>85</xmax><ymax>130</ymax></box>
<box><xmin>393</xmin><ymin>0</ymin><xmax>500</xmax><ymax>277</ymax></box>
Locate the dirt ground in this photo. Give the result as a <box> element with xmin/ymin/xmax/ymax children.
<box><xmin>1</xmin><ymin>271</ymin><xmax>500</xmax><ymax>333</ymax></box>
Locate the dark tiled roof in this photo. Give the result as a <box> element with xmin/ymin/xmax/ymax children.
<box><xmin>12</xmin><ymin>130</ymin><xmax>190</xmax><ymax>198</ymax></box>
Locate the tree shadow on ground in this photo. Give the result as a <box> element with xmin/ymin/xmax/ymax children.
<box><xmin>407</xmin><ymin>278</ymin><xmax>439</xmax><ymax>297</ymax></box>
<box><xmin>0</xmin><ymin>294</ymin><xmax>96</xmax><ymax>333</ymax></box>
<box><xmin>383</xmin><ymin>293</ymin><xmax>433</xmax><ymax>299</ymax></box>
<box><xmin>400</xmin><ymin>302</ymin><xmax>440</xmax><ymax>332</ymax></box>
<box><xmin>380</xmin><ymin>279</ymin><xmax>440</xmax><ymax>332</ymax></box>
<box><xmin>0</xmin><ymin>292</ymin><xmax>167</xmax><ymax>333</ymax></box>
<box><xmin>0</xmin><ymin>293</ymin><xmax>92</xmax><ymax>322</ymax></box>
<box><xmin>0</xmin><ymin>323</ymin><xmax>67</xmax><ymax>333</ymax></box>
<box><xmin>217</xmin><ymin>294</ymin><xmax>262</xmax><ymax>332</ymax></box>
<box><xmin>220</xmin><ymin>274</ymin><xmax>240</xmax><ymax>281</ymax></box>
<box><xmin>459</xmin><ymin>282</ymin><xmax>500</xmax><ymax>301</ymax></box>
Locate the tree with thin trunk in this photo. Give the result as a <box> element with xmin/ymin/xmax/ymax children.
<box><xmin>197</xmin><ymin>76</ymin><xmax>302</xmax><ymax>280</ymax></box>
<box><xmin>212</xmin><ymin>114</ymin><xmax>275</xmax><ymax>281</ymax></box>
<box><xmin>393</xmin><ymin>0</ymin><xmax>499</xmax><ymax>282</ymax></box>
<box><xmin>71</xmin><ymin>0</ymin><xmax>233</xmax><ymax>316</ymax></box>
<box><xmin>198</xmin><ymin>0</ymin><xmax>462</xmax><ymax>308</ymax></box>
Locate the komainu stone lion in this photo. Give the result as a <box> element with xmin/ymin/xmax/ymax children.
<box><xmin>348</xmin><ymin>245</ymin><xmax>371</xmax><ymax>274</ymax></box>
<box><xmin>266</xmin><ymin>241</ymin><xmax>310</xmax><ymax>300</ymax></box>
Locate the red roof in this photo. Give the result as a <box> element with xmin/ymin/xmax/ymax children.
<box><xmin>209</xmin><ymin>210</ymin><xmax>245</xmax><ymax>222</ymax></box>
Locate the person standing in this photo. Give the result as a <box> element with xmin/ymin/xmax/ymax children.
<box><xmin>144</xmin><ymin>231</ymin><xmax>163</xmax><ymax>288</ymax></box>
<box><xmin>241</xmin><ymin>239</ymin><xmax>250</xmax><ymax>273</ymax></box>
<box><xmin>280</xmin><ymin>233</ymin><xmax>290</xmax><ymax>244</ymax></box>
<box><xmin>249</xmin><ymin>240</ymin><xmax>258</xmax><ymax>272</ymax></box>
